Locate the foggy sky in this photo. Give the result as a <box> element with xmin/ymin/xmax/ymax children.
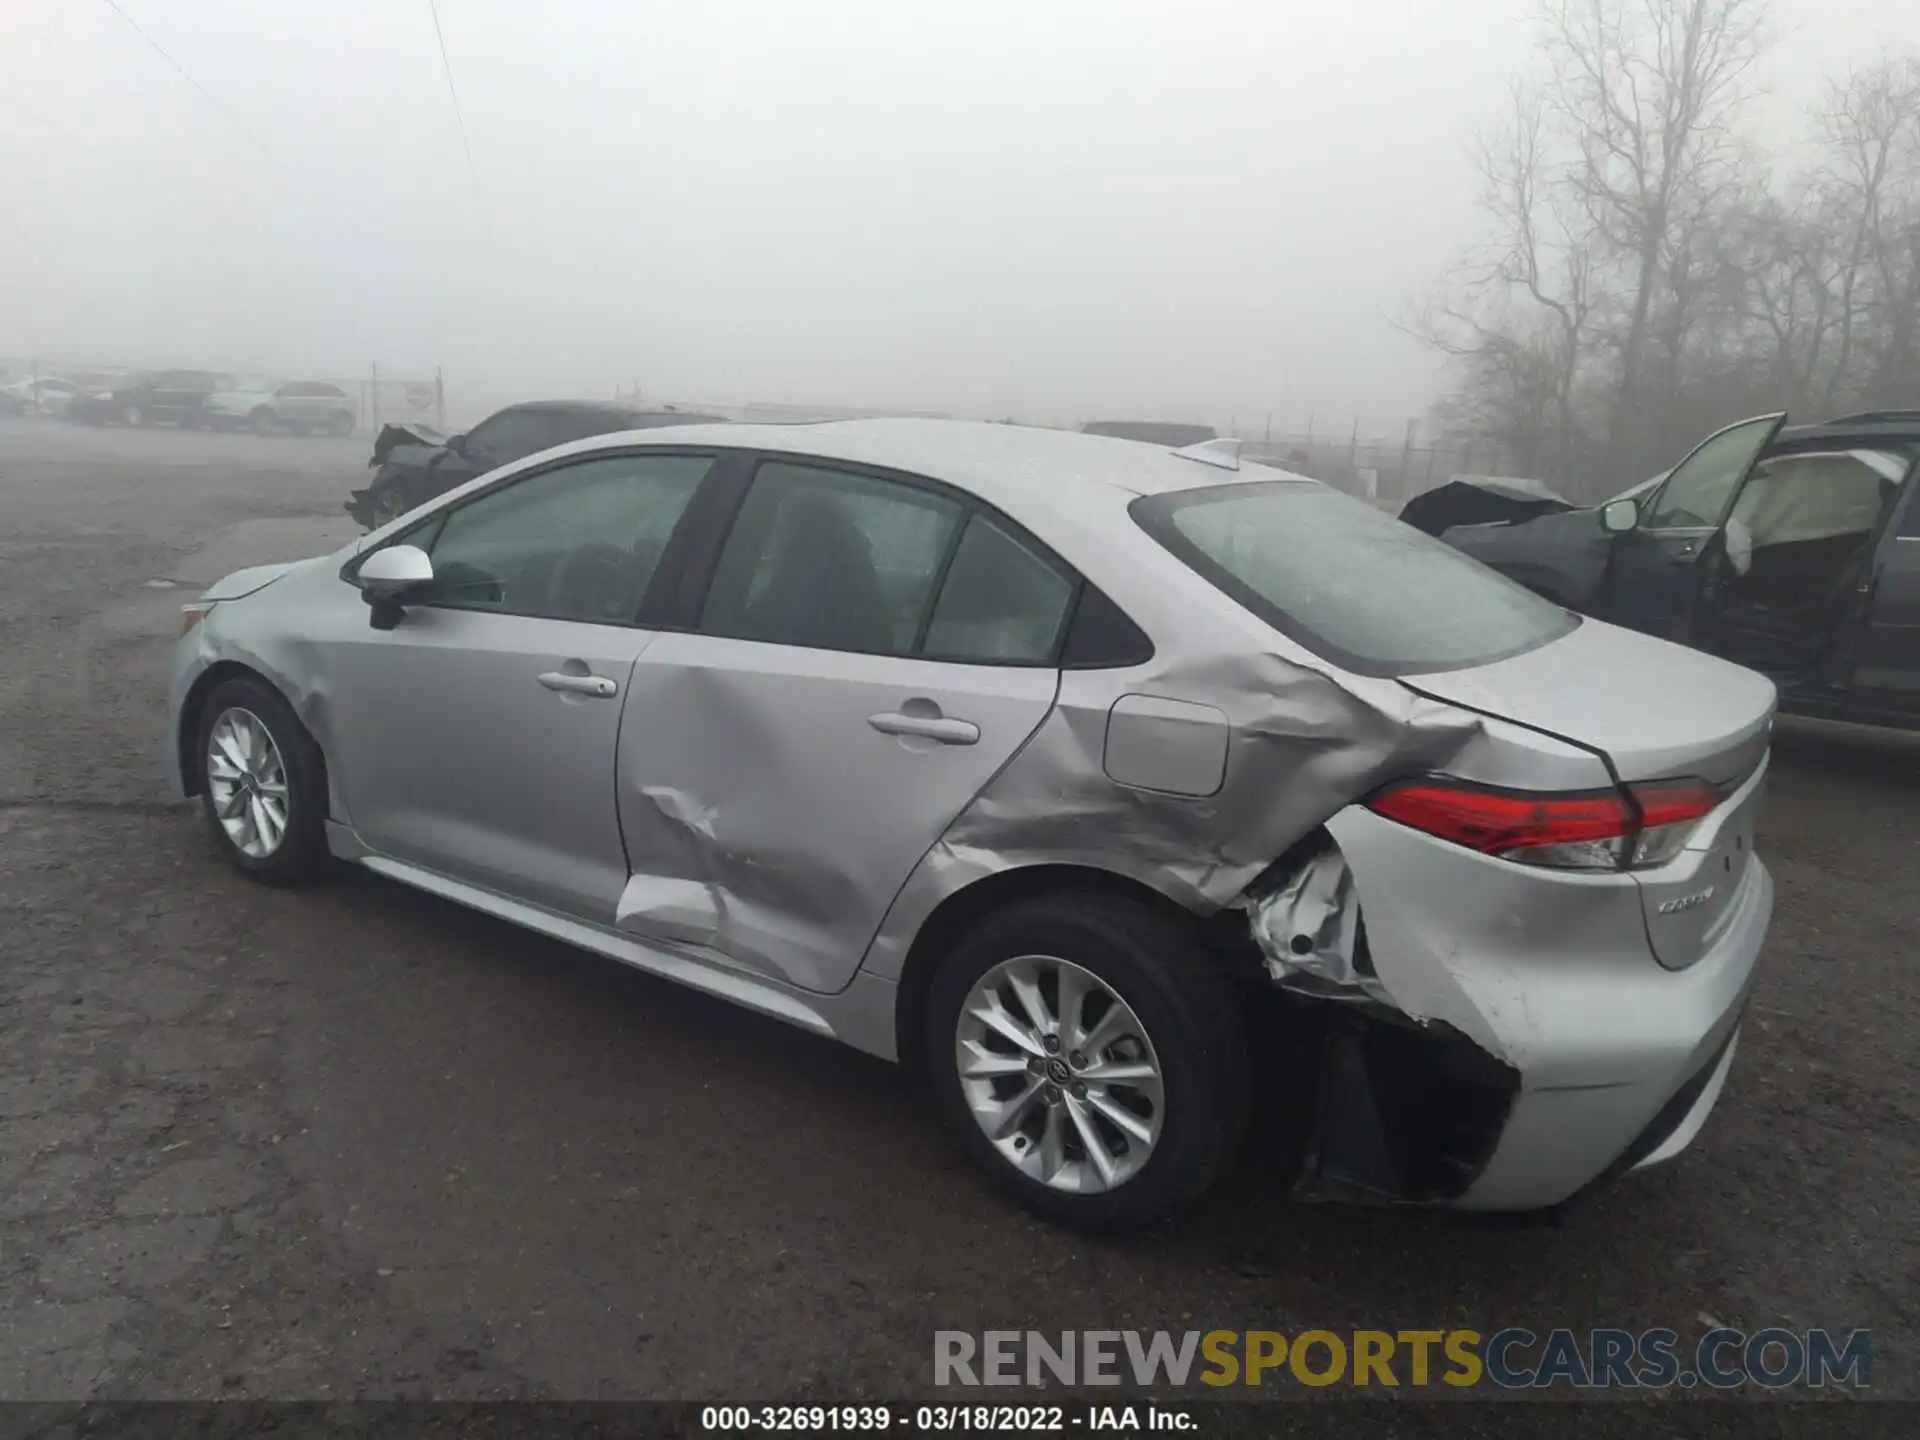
<box><xmin>1</xmin><ymin>0</ymin><xmax>1906</xmax><ymax>430</ymax></box>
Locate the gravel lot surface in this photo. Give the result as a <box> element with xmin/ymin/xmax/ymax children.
<box><xmin>0</xmin><ymin>418</ymin><xmax>1913</xmax><ymax>1415</ymax></box>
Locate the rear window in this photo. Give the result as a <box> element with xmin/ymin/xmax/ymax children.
<box><xmin>1133</xmin><ymin>482</ymin><xmax>1579</xmax><ymax>676</ymax></box>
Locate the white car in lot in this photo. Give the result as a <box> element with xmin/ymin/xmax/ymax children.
<box><xmin>163</xmin><ymin>420</ymin><xmax>1775</xmax><ymax>1228</ymax></box>
<box><xmin>0</xmin><ymin>376</ymin><xmax>85</xmax><ymax>417</ymax></box>
<box><xmin>206</xmin><ymin>380</ymin><xmax>358</xmax><ymax>436</ymax></box>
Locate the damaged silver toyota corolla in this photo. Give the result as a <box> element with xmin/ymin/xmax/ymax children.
<box><xmin>164</xmin><ymin>419</ymin><xmax>1775</xmax><ymax>1229</ymax></box>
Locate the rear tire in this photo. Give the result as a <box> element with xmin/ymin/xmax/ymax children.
<box><xmin>122</xmin><ymin>404</ymin><xmax>145</xmax><ymax>427</ymax></box>
<box><xmin>327</xmin><ymin>411</ymin><xmax>354</xmax><ymax>437</ymax></box>
<box><xmin>193</xmin><ymin>676</ymin><xmax>333</xmax><ymax>886</ymax></box>
<box><xmin>250</xmin><ymin>407</ymin><xmax>276</xmax><ymax>436</ymax></box>
<box><xmin>924</xmin><ymin>892</ymin><xmax>1248</xmax><ymax>1231</ymax></box>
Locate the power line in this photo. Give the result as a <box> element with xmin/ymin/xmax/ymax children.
<box><xmin>425</xmin><ymin>0</ymin><xmax>479</xmax><ymax>197</ymax></box>
<box><xmin>96</xmin><ymin>0</ymin><xmax>260</xmax><ymax>150</ymax></box>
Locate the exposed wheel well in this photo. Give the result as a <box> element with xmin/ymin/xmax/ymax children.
<box><xmin>176</xmin><ymin>663</ymin><xmax>328</xmax><ymax>806</ymax></box>
<box><xmin>891</xmin><ymin>864</ymin><xmax>1230</xmax><ymax>1071</ymax></box>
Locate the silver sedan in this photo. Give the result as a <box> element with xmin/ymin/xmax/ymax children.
<box><xmin>165</xmin><ymin>420</ymin><xmax>1775</xmax><ymax>1228</ymax></box>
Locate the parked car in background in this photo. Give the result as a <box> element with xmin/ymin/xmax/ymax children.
<box><xmin>71</xmin><ymin>370</ymin><xmax>238</xmax><ymax>428</ymax></box>
<box><xmin>1081</xmin><ymin>420</ymin><xmax>1219</xmax><ymax>447</ymax></box>
<box><xmin>173</xmin><ymin>419</ymin><xmax>1774</xmax><ymax>1228</ymax></box>
<box><xmin>347</xmin><ymin>400</ymin><xmax>728</xmax><ymax>528</ymax></box>
<box><xmin>0</xmin><ymin>376</ymin><xmax>85</xmax><ymax>417</ymax></box>
<box><xmin>1417</xmin><ymin>411</ymin><xmax>1920</xmax><ymax>730</ymax></box>
<box><xmin>206</xmin><ymin>379</ymin><xmax>358</xmax><ymax>436</ymax></box>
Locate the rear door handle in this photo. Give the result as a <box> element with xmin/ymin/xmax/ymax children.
<box><xmin>868</xmin><ymin>711</ymin><xmax>980</xmax><ymax>745</ymax></box>
<box><xmin>538</xmin><ymin>670</ymin><xmax>619</xmax><ymax>698</ymax></box>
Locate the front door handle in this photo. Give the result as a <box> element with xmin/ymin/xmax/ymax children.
<box><xmin>868</xmin><ymin>711</ymin><xmax>980</xmax><ymax>745</ymax></box>
<box><xmin>538</xmin><ymin>670</ymin><xmax>618</xmax><ymax>698</ymax></box>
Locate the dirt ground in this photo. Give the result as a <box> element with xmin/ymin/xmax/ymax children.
<box><xmin>0</xmin><ymin>417</ymin><xmax>1913</xmax><ymax>1412</ymax></box>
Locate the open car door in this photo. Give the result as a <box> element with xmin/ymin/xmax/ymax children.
<box><xmin>1601</xmin><ymin>413</ymin><xmax>1786</xmax><ymax>640</ymax></box>
<box><xmin>1694</xmin><ymin>444</ymin><xmax>1911</xmax><ymax>691</ymax></box>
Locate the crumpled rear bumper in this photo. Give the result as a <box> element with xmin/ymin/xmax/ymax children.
<box><xmin>1237</xmin><ymin>802</ymin><xmax>1771</xmax><ymax>1211</ymax></box>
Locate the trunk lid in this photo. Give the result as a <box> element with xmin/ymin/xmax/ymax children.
<box><xmin>1401</xmin><ymin>616</ymin><xmax>1775</xmax><ymax>787</ymax></box>
<box><xmin>1402</xmin><ymin>617</ymin><xmax>1776</xmax><ymax>968</ymax></box>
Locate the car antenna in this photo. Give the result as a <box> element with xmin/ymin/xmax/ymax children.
<box><xmin>1172</xmin><ymin>437</ymin><xmax>1241</xmax><ymax>471</ymax></box>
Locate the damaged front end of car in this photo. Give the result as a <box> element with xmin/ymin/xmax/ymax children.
<box><xmin>1228</xmin><ymin>832</ymin><xmax>1520</xmax><ymax>1206</ymax></box>
<box><xmin>346</xmin><ymin>423</ymin><xmax>451</xmax><ymax>529</ymax></box>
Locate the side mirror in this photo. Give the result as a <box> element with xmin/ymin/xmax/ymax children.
<box><xmin>357</xmin><ymin>544</ymin><xmax>433</xmax><ymax>629</ymax></box>
<box><xmin>447</xmin><ymin>432</ymin><xmax>469</xmax><ymax>455</ymax></box>
<box><xmin>358</xmin><ymin>544</ymin><xmax>434</xmax><ymax>595</ymax></box>
<box><xmin>1600</xmin><ymin>498</ymin><xmax>1639</xmax><ymax>534</ymax></box>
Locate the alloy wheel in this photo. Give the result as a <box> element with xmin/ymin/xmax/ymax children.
<box><xmin>205</xmin><ymin>707</ymin><xmax>292</xmax><ymax>859</ymax></box>
<box><xmin>954</xmin><ymin>955</ymin><xmax>1164</xmax><ymax>1193</ymax></box>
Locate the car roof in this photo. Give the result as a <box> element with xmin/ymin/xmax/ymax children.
<box><xmin>1776</xmin><ymin>414</ymin><xmax>1920</xmax><ymax>448</ymax></box>
<box><xmin>514</xmin><ymin>399</ymin><xmax>665</xmax><ymax>417</ymax></box>
<box><xmin>596</xmin><ymin>417</ymin><xmax>1277</xmax><ymax>512</ymax></box>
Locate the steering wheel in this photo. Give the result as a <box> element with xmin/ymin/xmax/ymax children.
<box><xmin>544</xmin><ymin>543</ymin><xmax>643</xmax><ymax>621</ymax></box>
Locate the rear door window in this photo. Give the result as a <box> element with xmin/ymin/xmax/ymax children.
<box><xmin>1134</xmin><ymin>482</ymin><xmax>1578</xmax><ymax>675</ymax></box>
<box><xmin>921</xmin><ymin>513</ymin><xmax>1077</xmax><ymax>663</ymax></box>
<box><xmin>700</xmin><ymin>463</ymin><xmax>963</xmax><ymax>655</ymax></box>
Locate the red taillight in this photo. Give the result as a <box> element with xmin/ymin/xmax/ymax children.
<box><xmin>1367</xmin><ymin>782</ymin><xmax>1632</xmax><ymax>855</ymax></box>
<box><xmin>1622</xmin><ymin>779</ymin><xmax>1719</xmax><ymax>867</ymax></box>
<box><xmin>1367</xmin><ymin>777</ymin><xmax>1719</xmax><ymax>871</ymax></box>
<box><xmin>1629</xmin><ymin>781</ymin><xmax>1719</xmax><ymax>829</ymax></box>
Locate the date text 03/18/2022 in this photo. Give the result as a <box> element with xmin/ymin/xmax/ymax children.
<box><xmin>701</xmin><ymin>1405</ymin><xmax>1195</xmax><ymax>1432</ymax></box>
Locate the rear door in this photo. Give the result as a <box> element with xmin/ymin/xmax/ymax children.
<box><xmin>1602</xmin><ymin>414</ymin><xmax>1785</xmax><ymax>639</ymax></box>
<box><xmin>612</xmin><ymin>458</ymin><xmax>1074</xmax><ymax>993</ymax></box>
<box><xmin>1845</xmin><ymin>466</ymin><xmax>1920</xmax><ymax>723</ymax></box>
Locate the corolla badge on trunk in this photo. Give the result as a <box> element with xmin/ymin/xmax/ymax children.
<box><xmin>1658</xmin><ymin>887</ymin><xmax>1717</xmax><ymax>915</ymax></box>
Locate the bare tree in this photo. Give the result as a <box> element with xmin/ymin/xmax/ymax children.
<box><xmin>1414</xmin><ymin>4</ymin><xmax>1917</xmax><ymax>491</ymax></box>
<box><xmin>1537</xmin><ymin>0</ymin><xmax>1768</xmax><ymax>464</ymax></box>
<box><xmin>1813</xmin><ymin>58</ymin><xmax>1920</xmax><ymax>405</ymax></box>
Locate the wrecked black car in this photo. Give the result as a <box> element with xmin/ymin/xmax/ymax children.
<box><xmin>347</xmin><ymin>401</ymin><xmax>727</xmax><ymax>529</ymax></box>
<box><xmin>1407</xmin><ymin>412</ymin><xmax>1920</xmax><ymax>730</ymax></box>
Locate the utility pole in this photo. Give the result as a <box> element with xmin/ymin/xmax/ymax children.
<box><xmin>1398</xmin><ymin>418</ymin><xmax>1417</xmax><ymax>504</ymax></box>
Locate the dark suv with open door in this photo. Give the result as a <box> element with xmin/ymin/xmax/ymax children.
<box><xmin>1426</xmin><ymin>411</ymin><xmax>1920</xmax><ymax>731</ymax></box>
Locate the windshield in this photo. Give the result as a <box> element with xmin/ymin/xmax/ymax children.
<box><xmin>1133</xmin><ymin>481</ymin><xmax>1579</xmax><ymax>676</ymax></box>
<box><xmin>1607</xmin><ymin>471</ymin><xmax>1668</xmax><ymax>505</ymax></box>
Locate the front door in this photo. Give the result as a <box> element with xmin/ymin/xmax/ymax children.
<box><xmin>325</xmin><ymin>449</ymin><xmax>716</xmax><ymax>919</ymax></box>
<box><xmin>1602</xmin><ymin>413</ymin><xmax>1785</xmax><ymax>639</ymax></box>
<box><xmin>613</xmin><ymin>460</ymin><xmax>1079</xmax><ymax>993</ymax></box>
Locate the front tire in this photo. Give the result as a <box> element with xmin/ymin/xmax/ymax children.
<box><xmin>193</xmin><ymin>677</ymin><xmax>332</xmax><ymax>885</ymax></box>
<box><xmin>250</xmin><ymin>407</ymin><xmax>277</xmax><ymax>436</ymax></box>
<box><xmin>326</xmin><ymin>411</ymin><xmax>354</xmax><ymax>437</ymax></box>
<box><xmin>925</xmin><ymin>892</ymin><xmax>1248</xmax><ymax>1230</ymax></box>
